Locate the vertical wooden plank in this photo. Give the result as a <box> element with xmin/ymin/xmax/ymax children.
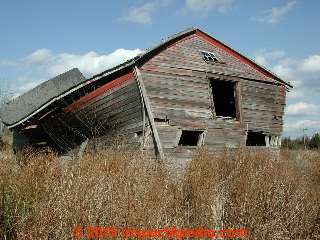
<box><xmin>135</xmin><ymin>73</ymin><xmax>146</xmax><ymax>148</ymax></box>
<box><xmin>206</xmin><ymin>73</ymin><xmax>216</xmax><ymax>119</ymax></box>
<box><xmin>265</xmin><ymin>135</ymin><xmax>270</xmax><ymax>147</ymax></box>
<box><xmin>235</xmin><ymin>81</ymin><xmax>243</xmax><ymax>124</ymax></box>
<box><xmin>134</xmin><ymin>65</ymin><xmax>165</xmax><ymax>160</ymax></box>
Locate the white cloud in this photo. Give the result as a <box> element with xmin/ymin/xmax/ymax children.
<box><xmin>285</xmin><ymin>120</ymin><xmax>320</xmax><ymax>130</ymax></box>
<box><xmin>254</xmin><ymin>49</ymin><xmax>303</xmax><ymax>99</ymax></box>
<box><xmin>254</xmin><ymin>1</ymin><xmax>296</xmax><ymax>24</ymax></box>
<box><xmin>183</xmin><ymin>0</ymin><xmax>234</xmax><ymax>13</ymax></box>
<box><xmin>254</xmin><ymin>55</ymin><xmax>268</xmax><ymax>66</ymax></box>
<box><xmin>24</xmin><ymin>49</ymin><xmax>53</xmax><ymax>64</ymax></box>
<box><xmin>120</xmin><ymin>0</ymin><xmax>170</xmax><ymax>24</ymax></box>
<box><xmin>270</xmin><ymin>63</ymin><xmax>303</xmax><ymax>99</ymax></box>
<box><xmin>286</xmin><ymin>102</ymin><xmax>320</xmax><ymax>116</ymax></box>
<box><xmin>286</xmin><ymin>88</ymin><xmax>305</xmax><ymax>99</ymax></box>
<box><xmin>254</xmin><ymin>49</ymin><xmax>320</xmax><ymax>136</ymax></box>
<box><xmin>123</xmin><ymin>0</ymin><xmax>235</xmax><ymax>20</ymax></box>
<box><xmin>254</xmin><ymin>49</ymin><xmax>286</xmax><ymax>67</ymax></box>
<box><xmin>300</xmin><ymin>55</ymin><xmax>320</xmax><ymax>73</ymax></box>
<box><xmin>2</xmin><ymin>48</ymin><xmax>143</xmax><ymax>96</ymax></box>
<box><xmin>6</xmin><ymin>76</ymin><xmax>46</xmax><ymax>98</ymax></box>
<box><xmin>254</xmin><ymin>50</ymin><xmax>320</xmax><ymax>100</ymax></box>
<box><xmin>120</xmin><ymin>2</ymin><xmax>157</xmax><ymax>24</ymax></box>
<box><xmin>45</xmin><ymin>48</ymin><xmax>143</xmax><ymax>76</ymax></box>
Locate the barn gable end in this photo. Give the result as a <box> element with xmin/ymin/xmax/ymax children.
<box><xmin>138</xmin><ymin>31</ymin><xmax>287</xmax><ymax>161</ymax></box>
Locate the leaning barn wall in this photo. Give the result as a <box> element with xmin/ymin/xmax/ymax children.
<box><xmin>41</xmin><ymin>72</ymin><xmax>147</xmax><ymax>153</ymax></box>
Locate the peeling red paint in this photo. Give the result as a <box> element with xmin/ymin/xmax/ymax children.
<box><xmin>278</xmin><ymin>85</ymin><xmax>286</xmax><ymax>96</ymax></box>
<box><xmin>64</xmin><ymin>72</ymin><xmax>134</xmax><ymax>112</ymax></box>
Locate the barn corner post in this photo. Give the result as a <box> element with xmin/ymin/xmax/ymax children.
<box><xmin>133</xmin><ymin>65</ymin><xmax>165</xmax><ymax>160</ymax></box>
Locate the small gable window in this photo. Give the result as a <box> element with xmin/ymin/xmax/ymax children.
<box><xmin>200</xmin><ymin>50</ymin><xmax>218</xmax><ymax>62</ymax></box>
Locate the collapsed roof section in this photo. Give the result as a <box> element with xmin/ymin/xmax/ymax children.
<box><xmin>0</xmin><ymin>68</ymin><xmax>86</xmax><ymax>127</ymax></box>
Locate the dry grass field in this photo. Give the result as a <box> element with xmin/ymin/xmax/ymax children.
<box><xmin>0</xmin><ymin>144</ymin><xmax>319</xmax><ymax>239</ymax></box>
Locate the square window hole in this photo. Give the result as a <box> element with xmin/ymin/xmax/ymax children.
<box><xmin>246</xmin><ymin>131</ymin><xmax>266</xmax><ymax>146</ymax></box>
<box><xmin>178</xmin><ymin>130</ymin><xmax>204</xmax><ymax>146</ymax></box>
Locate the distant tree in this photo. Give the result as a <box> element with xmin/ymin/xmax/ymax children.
<box><xmin>309</xmin><ymin>133</ymin><xmax>320</xmax><ymax>149</ymax></box>
<box><xmin>282</xmin><ymin>137</ymin><xmax>294</xmax><ymax>149</ymax></box>
<box><xmin>282</xmin><ymin>132</ymin><xmax>320</xmax><ymax>150</ymax></box>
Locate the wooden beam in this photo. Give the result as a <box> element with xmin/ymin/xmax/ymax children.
<box><xmin>235</xmin><ymin>81</ymin><xmax>243</xmax><ymax>125</ymax></box>
<box><xmin>133</xmin><ymin>66</ymin><xmax>165</xmax><ymax>160</ymax></box>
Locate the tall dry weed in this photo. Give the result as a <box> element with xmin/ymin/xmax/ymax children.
<box><xmin>184</xmin><ymin>148</ymin><xmax>320</xmax><ymax>239</ymax></box>
<box><xmin>0</xmin><ymin>147</ymin><xmax>319</xmax><ymax>239</ymax></box>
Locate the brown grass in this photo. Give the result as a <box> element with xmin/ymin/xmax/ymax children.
<box><xmin>0</xmin><ymin>146</ymin><xmax>319</xmax><ymax>239</ymax></box>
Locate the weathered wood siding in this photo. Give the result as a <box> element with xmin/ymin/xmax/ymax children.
<box><xmin>139</xmin><ymin>33</ymin><xmax>286</xmax><ymax>160</ymax></box>
<box><xmin>40</xmin><ymin>72</ymin><xmax>145</xmax><ymax>153</ymax></box>
<box><xmin>72</xmin><ymin>73</ymin><xmax>144</xmax><ymax>143</ymax></box>
<box><xmin>141</xmin><ymin>34</ymin><xmax>277</xmax><ymax>83</ymax></box>
<box><xmin>241</xmin><ymin>80</ymin><xmax>286</xmax><ymax>136</ymax></box>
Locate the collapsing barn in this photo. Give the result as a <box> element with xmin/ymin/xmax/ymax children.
<box><xmin>0</xmin><ymin>28</ymin><xmax>292</xmax><ymax>161</ymax></box>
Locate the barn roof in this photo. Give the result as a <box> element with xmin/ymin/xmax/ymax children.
<box><xmin>0</xmin><ymin>68</ymin><xmax>86</xmax><ymax>126</ymax></box>
<box><xmin>0</xmin><ymin>27</ymin><xmax>292</xmax><ymax>128</ymax></box>
<box><xmin>90</xmin><ymin>27</ymin><xmax>293</xmax><ymax>88</ymax></box>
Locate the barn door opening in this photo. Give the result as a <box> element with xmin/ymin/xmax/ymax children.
<box><xmin>210</xmin><ymin>79</ymin><xmax>237</xmax><ymax>119</ymax></box>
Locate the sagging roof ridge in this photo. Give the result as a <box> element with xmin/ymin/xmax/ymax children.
<box><xmin>90</xmin><ymin>27</ymin><xmax>292</xmax><ymax>88</ymax></box>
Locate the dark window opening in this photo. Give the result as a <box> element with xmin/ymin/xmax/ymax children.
<box><xmin>178</xmin><ymin>130</ymin><xmax>203</xmax><ymax>146</ymax></box>
<box><xmin>154</xmin><ymin>118</ymin><xmax>166</xmax><ymax>122</ymax></box>
<box><xmin>210</xmin><ymin>80</ymin><xmax>237</xmax><ymax>118</ymax></box>
<box><xmin>246</xmin><ymin>132</ymin><xmax>266</xmax><ymax>146</ymax></box>
<box><xmin>201</xmin><ymin>50</ymin><xmax>218</xmax><ymax>62</ymax></box>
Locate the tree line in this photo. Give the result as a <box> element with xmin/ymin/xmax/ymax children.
<box><xmin>282</xmin><ymin>132</ymin><xmax>320</xmax><ymax>150</ymax></box>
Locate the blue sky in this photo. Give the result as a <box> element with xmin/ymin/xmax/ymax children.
<box><xmin>1</xmin><ymin>0</ymin><xmax>319</xmax><ymax>137</ymax></box>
